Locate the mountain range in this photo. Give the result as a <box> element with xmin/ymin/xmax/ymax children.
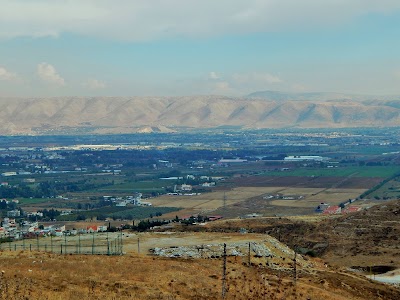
<box><xmin>0</xmin><ymin>92</ymin><xmax>400</xmax><ymax>134</ymax></box>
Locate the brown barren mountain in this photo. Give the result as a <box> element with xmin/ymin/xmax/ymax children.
<box><xmin>0</xmin><ymin>96</ymin><xmax>400</xmax><ymax>134</ymax></box>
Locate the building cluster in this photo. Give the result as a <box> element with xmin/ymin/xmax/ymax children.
<box><xmin>284</xmin><ymin>155</ymin><xmax>330</xmax><ymax>162</ymax></box>
<box><xmin>104</xmin><ymin>193</ymin><xmax>146</xmax><ymax>207</ymax></box>
<box><xmin>315</xmin><ymin>202</ymin><xmax>362</xmax><ymax>215</ymax></box>
<box><xmin>0</xmin><ymin>218</ymin><xmax>66</xmax><ymax>239</ymax></box>
<box><xmin>0</xmin><ymin>217</ymin><xmax>108</xmax><ymax>240</ymax></box>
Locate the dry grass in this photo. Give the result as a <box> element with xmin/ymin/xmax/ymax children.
<box><xmin>0</xmin><ymin>250</ymin><xmax>398</xmax><ymax>300</ymax></box>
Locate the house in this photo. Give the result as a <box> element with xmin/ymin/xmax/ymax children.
<box><xmin>2</xmin><ymin>218</ymin><xmax>16</xmax><ymax>228</ymax></box>
<box><xmin>7</xmin><ymin>210</ymin><xmax>20</xmax><ymax>217</ymax></box>
<box><xmin>98</xmin><ymin>225</ymin><xmax>108</xmax><ymax>232</ymax></box>
<box><xmin>87</xmin><ymin>225</ymin><xmax>99</xmax><ymax>233</ymax></box>
<box><xmin>46</xmin><ymin>224</ymin><xmax>66</xmax><ymax>235</ymax></box>
<box><xmin>0</xmin><ymin>227</ymin><xmax>7</xmax><ymax>238</ymax></box>
<box><xmin>180</xmin><ymin>184</ymin><xmax>192</xmax><ymax>191</ymax></box>
<box><xmin>218</xmin><ymin>158</ymin><xmax>247</xmax><ymax>163</ymax></box>
<box><xmin>54</xmin><ymin>224</ymin><xmax>66</xmax><ymax>232</ymax></box>
<box><xmin>315</xmin><ymin>203</ymin><xmax>329</xmax><ymax>213</ymax></box>
<box><xmin>322</xmin><ymin>206</ymin><xmax>341</xmax><ymax>215</ymax></box>
<box><xmin>208</xmin><ymin>215</ymin><xmax>223</xmax><ymax>221</ymax></box>
<box><xmin>284</xmin><ymin>155</ymin><xmax>330</xmax><ymax>162</ymax></box>
<box><xmin>342</xmin><ymin>206</ymin><xmax>362</xmax><ymax>214</ymax></box>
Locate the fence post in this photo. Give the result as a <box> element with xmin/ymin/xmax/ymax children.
<box><xmin>64</xmin><ymin>233</ymin><xmax>67</xmax><ymax>254</ymax></box>
<box><xmin>248</xmin><ymin>242</ymin><xmax>251</xmax><ymax>266</ymax></box>
<box><xmin>120</xmin><ymin>231</ymin><xmax>123</xmax><ymax>254</ymax></box>
<box><xmin>293</xmin><ymin>250</ymin><xmax>297</xmax><ymax>287</ymax></box>
<box><xmin>107</xmin><ymin>232</ymin><xmax>110</xmax><ymax>256</ymax></box>
<box><xmin>78</xmin><ymin>233</ymin><xmax>81</xmax><ymax>254</ymax></box>
<box><xmin>222</xmin><ymin>243</ymin><xmax>227</xmax><ymax>299</ymax></box>
<box><xmin>91</xmin><ymin>232</ymin><xmax>95</xmax><ymax>255</ymax></box>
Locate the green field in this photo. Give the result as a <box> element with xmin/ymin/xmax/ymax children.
<box><xmin>18</xmin><ymin>198</ymin><xmax>55</xmax><ymax>205</ymax></box>
<box><xmin>93</xmin><ymin>180</ymin><xmax>171</xmax><ymax>193</ymax></box>
<box><xmin>57</xmin><ymin>205</ymin><xmax>179</xmax><ymax>221</ymax></box>
<box><xmin>263</xmin><ymin>166</ymin><xmax>400</xmax><ymax>178</ymax></box>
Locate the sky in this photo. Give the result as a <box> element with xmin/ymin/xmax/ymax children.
<box><xmin>1</xmin><ymin>0</ymin><xmax>400</xmax><ymax>97</ymax></box>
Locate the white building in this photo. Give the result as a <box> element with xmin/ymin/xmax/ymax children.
<box><xmin>284</xmin><ymin>155</ymin><xmax>329</xmax><ymax>162</ymax></box>
<box><xmin>7</xmin><ymin>210</ymin><xmax>20</xmax><ymax>217</ymax></box>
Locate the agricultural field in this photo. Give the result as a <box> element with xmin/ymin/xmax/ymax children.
<box><xmin>150</xmin><ymin>186</ymin><xmax>367</xmax><ymax>218</ymax></box>
<box><xmin>262</xmin><ymin>165</ymin><xmax>400</xmax><ymax>178</ymax></box>
<box><xmin>365</xmin><ymin>177</ymin><xmax>400</xmax><ymax>200</ymax></box>
<box><xmin>229</xmin><ymin>175</ymin><xmax>382</xmax><ymax>189</ymax></box>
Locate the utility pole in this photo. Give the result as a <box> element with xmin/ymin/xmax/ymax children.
<box><xmin>248</xmin><ymin>242</ymin><xmax>251</xmax><ymax>266</ymax></box>
<box><xmin>91</xmin><ymin>232</ymin><xmax>95</xmax><ymax>255</ymax></box>
<box><xmin>223</xmin><ymin>191</ymin><xmax>227</xmax><ymax>209</ymax></box>
<box><xmin>222</xmin><ymin>243</ymin><xmax>227</xmax><ymax>299</ymax></box>
<box><xmin>64</xmin><ymin>232</ymin><xmax>67</xmax><ymax>254</ymax></box>
<box><xmin>107</xmin><ymin>231</ymin><xmax>110</xmax><ymax>256</ymax></box>
<box><xmin>78</xmin><ymin>233</ymin><xmax>81</xmax><ymax>254</ymax></box>
<box><xmin>120</xmin><ymin>230</ymin><xmax>123</xmax><ymax>254</ymax></box>
<box><xmin>137</xmin><ymin>237</ymin><xmax>140</xmax><ymax>256</ymax></box>
<box><xmin>293</xmin><ymin>250</ymin><xmax>297</xmax><ymax>287</ymax></box>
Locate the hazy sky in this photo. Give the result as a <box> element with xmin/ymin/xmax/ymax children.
<box><xmin>1</xmin><ymin>0</ymin><xmax>400</xmax><ymax>97</ymax></box>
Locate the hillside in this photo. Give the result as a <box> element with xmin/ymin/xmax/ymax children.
<box><xmin>1</xmin><ymin>96</ymin><xmax>400</xmax><ymax>134</ymax></box>
<box><xmin>1</xmin><ymin>243</ymin><xmax>399</xmax><ymax>299</ymax></box>
<box><xmin>202</xmin><ymin>200</ymin><xmax>400</xmax><ymax>269</ymax></box>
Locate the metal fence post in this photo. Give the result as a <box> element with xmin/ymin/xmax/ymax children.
<box><xmin>92</xmin><ymin>232</ymin><xmax>95</xmax><ymax>255</ymax></box>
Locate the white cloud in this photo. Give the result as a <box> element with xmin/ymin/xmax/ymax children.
<box><xmin>84</xmin><ymin>78</ymin><xmax>106</xmax><ymax>89</ymax></box>
<box><xmin>201</xmin><ymin>71</ymin><xmax>283</xmax><ymax>95</ymax></box>
<box><xmin>209</xmin><ymin>72</ymin><xmax>220</xmax><ymax>80</ymax></box>
<box><xmin>37</xmin><ymin>62</ymin><xmax>65</xmax><ymax>86</ymax></box>
<box><xmin>0</xmin><ymin>67</ymin><xmax>17</xmax><ymax>80</ymax></box>
<box><xmin>291</xmin><ymin>83</ymin><xmax>308</xmax><ymax>92</ymax></box>
<box><xmin>232</xmin><ymin>72</ymin><xmax>282</xmax><ymax>85</ymax></box>
<box><xmin>0</xmin><ymin>1</ymin><xmax>400</xmax><ymax>41</ymax></box>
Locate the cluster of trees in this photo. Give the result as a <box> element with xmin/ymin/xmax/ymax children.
<box><xmin>175</xmin><ymin>215</ymin><xmax>209</xmax><ymax>225</ymax></box>
<box><xmin>0</xmin><ymin>199</ymin><xmax>18</xmax><ymax>210</ymax></box>
<box><xmin>0</xmin><ymin>180</ymin><xmax>114</xmax><ymax>199</ymax></box>
<box><xmin>136</xmin><ymin>219</ymin><xmax>169</xmax><ymax>231</ymax></box>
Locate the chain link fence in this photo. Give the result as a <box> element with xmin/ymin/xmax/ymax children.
<box><xmin>0</xmin><ymin>232</ymin><xmax>123</xmax><ymax>255</ymax></box>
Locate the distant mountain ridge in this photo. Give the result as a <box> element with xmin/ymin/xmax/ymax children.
<box><xmin>247</xmin><ymin>90</ymin><xmax>400</xmax><ymax>101</ymax></box>
<box><xmin>0</xmin><ymin>94</ymin><xmax>400</xmax><ymax>134</ymax></box>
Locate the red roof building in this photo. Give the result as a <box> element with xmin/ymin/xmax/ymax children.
<box><xmin>322</xmin><ymin>206</ymin><xmax>341</xmax><ymax>215</ymax></box>
<box><xmin>208</xmin><ymin>215</ymin><xmax>223</xmax><ymax>221</ymax></box>
<box><xmin>342</xmin><ymin>206</ymin><xmax>362</xmax><ymax>214</ymax></box>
